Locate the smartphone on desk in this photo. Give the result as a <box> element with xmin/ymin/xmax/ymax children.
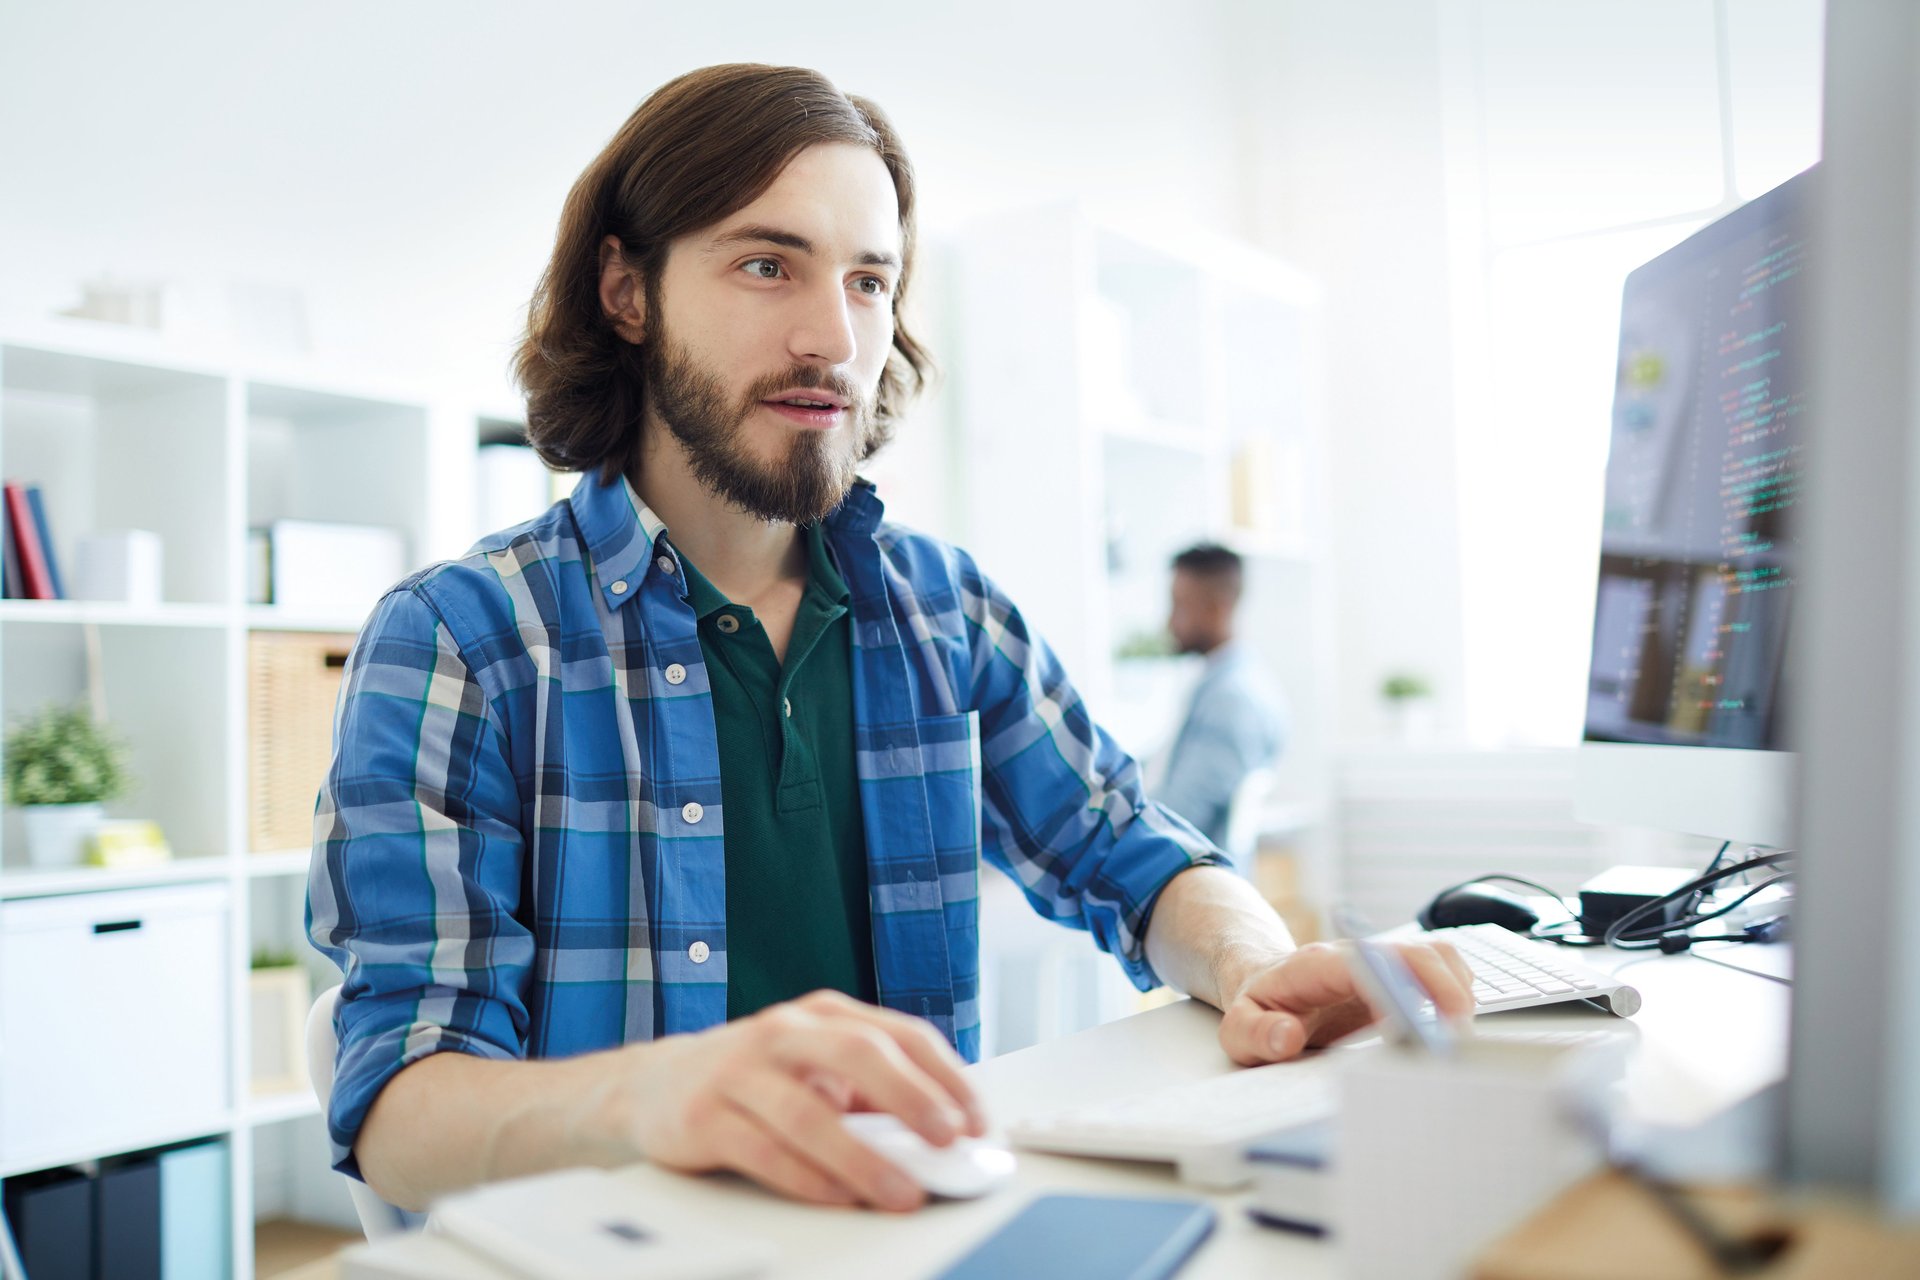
<box><xmin>933</xmin><ymin>1193</ymin><xmax>1215</xmax><ymax>1280</ymax></box>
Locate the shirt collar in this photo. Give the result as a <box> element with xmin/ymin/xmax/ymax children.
<box><xmin>1204</xmin><ymin>639</ymin><xmax>1250</xmax><ymax>673</ymax></box>
<box><xmin>825</xmin><ymin>477</ymin><xmax>885</xmax><ymax>538</ymax></box>
<box><xmin>568</xmin><ymin>470</ymin><xmax>676</xmax><ymax>612</ymax></box>
<box><xmin>680</xmin><ymin>520</ymin><xmax>850</xmax><ymax>620</ymax></box>
<box><xmin>568</xmin><ymin>469</ymin><xmax>875</xmax><ymax>613</ymax></box>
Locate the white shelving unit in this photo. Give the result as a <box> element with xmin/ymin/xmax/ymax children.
<box><xmin>0</xmin><ymin>325</ymin><xmax>480</xmax><ymax>1278</ymax></box>
<box><xmin>949</xmin><ymin>207</ymin><xmax>1339</xmax><ymax>1047</ymax></box>
<box><xmin>950</xmin><ymin>205</ymin><xmax>1334</xmax><ymax>784</ymax></box>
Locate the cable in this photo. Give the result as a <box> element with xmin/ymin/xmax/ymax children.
<box><xmin>1682</xmin><ymin>840</ymin><xmax>1733</xmax><ymax>918</ymax></box>
<box><xmin>1603</xmin><ymin>853</ymin><xmax>1794</xmax><ymax>951</ymax></box>
<box><xmin>1614</xmin><ymin>867</ymin><xmax>1793</xmax><ymax>942</ymax></box>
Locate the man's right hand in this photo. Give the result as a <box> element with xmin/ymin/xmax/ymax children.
<box><xmin>611</xmin><ymin>989</ymin><xmax>988</xmax><ymax>1212</ymax></box>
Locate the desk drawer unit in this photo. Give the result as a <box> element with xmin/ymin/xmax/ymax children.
<box><xmin>0</xmin><ymin>883</ymin><xmax>230</xmax><ymax>1170</ymax></box>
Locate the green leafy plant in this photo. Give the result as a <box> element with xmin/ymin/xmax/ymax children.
<box><xmin>3</xmin><ymin>704</ymin><xmax>130</xmax><ymax>807</ymax></box>
<box><xmin>1115</xmin><ymin>628</ymin><xmax>1176</xmax><ymax>660</ymax></box>
<box><xmin>251</xmin><ymin>946</ymin><xmax>302</xmax><ymax>971</ymax></box>
<box><xmin>1380</xmin><ymin>672</ymin><xmax>1433</xmax><ymax>702</ymax></box>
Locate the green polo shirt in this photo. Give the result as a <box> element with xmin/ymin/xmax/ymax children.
<box><xmin>679</xmin><ymin>524</ymin><xmax>879</xmax><ymax>1019</ymax></box>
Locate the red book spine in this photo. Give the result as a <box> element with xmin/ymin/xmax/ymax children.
<box><xmin>4</xmin><ymin>483</ymin><xmax>53</xmax><ymax>600</ymax></box>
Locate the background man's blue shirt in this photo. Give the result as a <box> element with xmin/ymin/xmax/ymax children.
<box><xmin>1155</xmin><ymin>642</ymin><xmax>1288</xmax><ymax>850</ymax></box>
<box><xmin>308</xmin><ymin>472</ymin><xmax>1227</xmax><ymax>1177</ymax></box>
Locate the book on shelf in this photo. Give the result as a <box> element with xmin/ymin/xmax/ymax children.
<box><xmin>1</xmin><ymin>501</ymin><xmax>18</xmax><ymax>599</ymax></box>
<box><xmin>2</xmin><ymin>482</ymin><xmax>61</xmax><ymax>601</ymax></box>
<box><xmin>25</xmin><ymin>485</ymin><xmax>66</xmax><ymax>599</ymax></box>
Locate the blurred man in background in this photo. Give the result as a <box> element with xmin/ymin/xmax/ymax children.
<box><xmin>1157</xmin><ymin>544</ymin><xmax>1288</xmax><ymax>863</ymax></box>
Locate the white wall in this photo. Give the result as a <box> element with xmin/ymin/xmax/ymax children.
<box><xmin>0</xmin><ymin>1</ymin><xmax>1246</xmax><ymax>411</ymax></box>
<box><xmin>1230</xmin><ymin>0</ymin><xmax>1475</xmax><ymax>748</ymax></box>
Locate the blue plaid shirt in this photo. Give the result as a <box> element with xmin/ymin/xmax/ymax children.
<box><xmin>308</xmin><ymin>471</ymin><xmax>1226</xmax><ymax>1175</ymax></box>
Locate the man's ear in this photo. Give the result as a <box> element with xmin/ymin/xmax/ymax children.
<box><xmin>598</xmin><ymin>235</ymin><xmax>646</xmax><ymax>344</ymax></box>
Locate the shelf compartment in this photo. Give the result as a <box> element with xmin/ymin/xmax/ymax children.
<box><xmin>0</xmin><ymin>344</ymin><xmax>233</xmax><ymax>607</ymax></box>
<box><xmin>245</xmin><ymin>382</ymin><xmax>430</xmax><ymax>623</ymax></box>
<box><xmin>0</xmin><ymin>622</ymin><xmax>232</xmax><ymax>872</ymax></box>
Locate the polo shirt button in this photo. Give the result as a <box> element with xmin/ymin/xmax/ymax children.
<box><xmin>682</xmin><ymin>801</ymin><xmax>704</xmax><ymax>824</ymax></box>
<box><xmin>610</xmin><ymin>579</ymin><xmax>628</xmax><ymax>595</ymax></box>
<box><xmin>783</xmin><ymin>697</ymin><xmax>792</xmax><ymax>718</ymax></box>
<box><xmin>664</xmin><ymin>663</ymin><xmax>686</xmax><ymax>685</ymax></box>
<box><xmin>657</xmin><ymin>555</ymin><xmax>676</xmax><ymax>575</ymax></box>
<box><xmin>716</xmin><ymin>614</ymin><xmax>740</xmax><ymax>634</ymax></box>
<box><xmin>689</xmin><ymin>941</ymin><xmax>710</xmax><ymax>964</ymax></box>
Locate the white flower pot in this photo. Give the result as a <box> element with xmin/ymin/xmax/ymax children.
<box><xmin>1386</xmin><ymin>698</ymin><xmax>1437</xmax><ymax>746</ymax></box>
<box><xmin>20</xmin><ymin>802</ymin><xmax>106</xmax><ymax>868</ymax></box>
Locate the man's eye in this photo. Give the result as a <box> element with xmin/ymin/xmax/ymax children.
<box><xmin>854</xmin><ymin>276</ymin><xmax>890</xmax><ymax>296</ymax></box>
<box><xmin>743</xmin><ymin>258</ymin><xmax>782</xmax><ymax>280</ymax></box>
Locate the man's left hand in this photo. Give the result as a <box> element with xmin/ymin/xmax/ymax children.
<box><xmin>1215</xmin><ymin>939</ymin><xmax>1475</xmax><ymax>1066</ymax></box>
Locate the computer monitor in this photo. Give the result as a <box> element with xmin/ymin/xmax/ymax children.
<box><xmin>1572</xmin><ymin>169</ymin><xmax>1814</xmax><ymax>850</ymax></box>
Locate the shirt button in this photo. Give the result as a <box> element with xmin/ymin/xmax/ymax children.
<box><xmin>689</xmin><ymin>941</ymin><xmax>710</xmax><ymax>964</ymax></box>
<box><xmin>656</xmin><ymin>555</ymin><xmax>676</xmax><ymax>575</ymax></box>
<box><xmin>610</xmin><ymin>579</ymin><xmax>628</xmax><ymax>595</ymax></box>
<box><xmin>682</xmin><ymin>801</ymin><xmax>704</xmax><ymax>824</ymax></box>
<box><xmin>716</xmin><ymin>614</ymin><xmax>740</xmax><ymax>634</ymax></box>
<box><xmin>664</xmin><ymin>663</ymin><xmax>686</xmax><ymax>685</ymax></box>
<box><xmin>783</xmin><ymin>697</ymin><xmax>792</xmax><ymax>718</ymax></box>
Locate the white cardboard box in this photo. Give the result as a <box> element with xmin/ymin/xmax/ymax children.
<box><xmin>71</xmin><ymin>529</ymin><xmax>164</xmax><ymax>605</ymax></box>
<box><xmin>269</xmin><ymin>520</ymin><xmax>406</xmax><ymax>616</ymax></box>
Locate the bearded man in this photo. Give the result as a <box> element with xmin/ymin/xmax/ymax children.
<box><xmin>309</xmin><ymin>63</ymin><xmax>1471</xmax><ymax>1217</ymax></box>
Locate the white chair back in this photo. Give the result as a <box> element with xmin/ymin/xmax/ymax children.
<box><xmin>1221</xmin><ymin>766</ymin><xmax>1280</xmax><ymax>873</ymax></box>
<box><xmin>306</xmin><ymin>984</ymin><xmax>417</xmax><ymax>1239</ymax></box>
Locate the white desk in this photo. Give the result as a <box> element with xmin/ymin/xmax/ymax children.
<box><xmin>340</xmin><ymin>945</ymin><xmax>1790</xmax><ymax>1279</ymax></box>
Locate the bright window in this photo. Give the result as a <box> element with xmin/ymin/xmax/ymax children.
<box><xmin>1455</xmin><ymin>0</ymin><xmax>1825</xmax><ymax>746</ymax></box>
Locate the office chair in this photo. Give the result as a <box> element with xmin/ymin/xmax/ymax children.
<box><xmin>305</xmin><ymin>985</ymin><xmax>419</xmax><ymax>1240</ymax></box>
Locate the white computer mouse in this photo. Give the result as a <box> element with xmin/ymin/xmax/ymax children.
<box><xmin>840</xmin><ymin>1112</ymin><xmax>1017</xmax><ymax>1199</ymax></box>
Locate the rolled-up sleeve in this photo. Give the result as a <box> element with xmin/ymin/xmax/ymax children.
<box><xmin>305</xmin><ymin>583</ymin><xmax>532</xmax><ymax>1179</ymax></box>
<box><xmin>957</xmin><ymin>557</ymin><xmax>1229</xmax><ymax>991</ymax></box>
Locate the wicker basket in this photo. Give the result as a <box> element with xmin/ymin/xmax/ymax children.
<box><xmin>248</xmin><ymin>631</ymin><xmax>352</xmax><ymax>854</ymax></box>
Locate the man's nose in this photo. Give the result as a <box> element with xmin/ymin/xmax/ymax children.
<box><xmin>789</xmin><ymin>281</ymin><xmax>858</xmax><ymax>367</ymax></box>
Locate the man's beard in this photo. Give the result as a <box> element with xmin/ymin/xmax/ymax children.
<box><xmin>643</xmin><ymin>326</ymin><xmax>874</xmax><ymax>525</ymax></box>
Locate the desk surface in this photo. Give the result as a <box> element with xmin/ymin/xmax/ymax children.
<box><xmin>341</xmin><ymin>946</ymin><xmax>1790</xmax><ymax>1280</ymax></box>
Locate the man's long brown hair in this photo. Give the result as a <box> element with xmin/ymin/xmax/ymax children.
<box><xmin>513</xmin><ymin>64</ymin><xmax>933</xmax><ymax>481</ymax></box>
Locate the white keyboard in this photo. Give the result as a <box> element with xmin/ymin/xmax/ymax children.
<box><xmin>1428</xmin><ymin>923</ymin><xmax>1642</xmax><ymax>1017</ymax></box>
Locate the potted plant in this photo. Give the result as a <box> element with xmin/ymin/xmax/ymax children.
<box><xmin>1380</xmin><ymin>671</ymin><xmax>1436</xmax><ymax>745</ymax></box>
<box><xmin>250</xmin><ymin>946</ymin><xmax>313</xmax><ymax>1095</ymax></box>
<box><xmin>4</xmin><ymin>703</ymin><xmax>130</xmax><ymax>868</ymax></box>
